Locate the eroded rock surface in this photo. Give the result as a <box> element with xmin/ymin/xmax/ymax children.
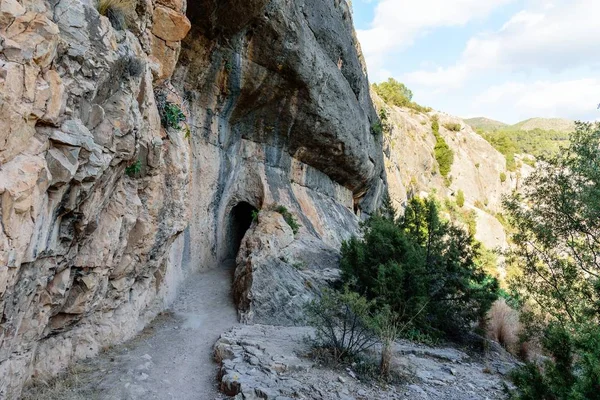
<box><xmin>233</xmin><ymin>211</ymin><xmax>341</xmax><ymax>326</ymax></box>
<box><xmin>215</xmin><ymin>325</ymin><xmax>516</xmax><ymax>400</ymax></box>
<box><xmin>375</xmin><ymin>93</ymin><xmax>511</xmax><ymax>251</ymax></box>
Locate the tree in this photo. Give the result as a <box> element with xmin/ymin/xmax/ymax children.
<box><xmin>505</xmin><ymin>122</ymin><xmax>600</xmax><ymax>399</ymax></box>
<box><xmin>340</xmin><ymin>196</ymin><xmax>498</xmax><ymax>338</ymax></box>
<box><xmin>372</xmin><ymin>78</ymin><xmax>413</xmax><ymax>107</ymax></box>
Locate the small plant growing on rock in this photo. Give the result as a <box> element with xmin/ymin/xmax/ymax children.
<box><xmin>125</xmin><ymin>55</ymin><xmax>145</xmax><ymax>78</ymax></box>
<box><xmin>456</xmin><ymin>189</ymin><xmax>465</xmax><ymax>208</ymax></box>
<box><xmin>274</xmin><ymin>205</ymin><xmax>300</xmax><ymax>234</ymax></box>
<box><xmin>125</xmin><ymin>159</ymin><xmax>142</xmax><ymax>177</ymax></box>
<box><xmin>162</xmin><ymin>103</ymin><xmax>186</xmax><ymax>130</ymax></box>
<box><xmin>443</xmin><ymin>122</ymin><xmax>462</xmax><ymax>132</ymax></box>
<box><xmin>500</xmin><ymin>172</ymin><xmax>507</xmax><ymax>183</ymax></box>
<box><xmin>371</xmin><ymin>122</ymin><xmax>383</xmax><ymax>136</ymax></box>
<box><xmin>155</xmin><ymin>90</ymin><xmax>187</xmax><ymax>130</ymax></box>
<box><xmin>251</xmin><ymin>210</ymin><xmax>259</xmax><ymax>222</ymax></box>
<box><xmin>97</xmin><ymin>0</ymin><xmax>136</xmax><ymax>30</ymax></box>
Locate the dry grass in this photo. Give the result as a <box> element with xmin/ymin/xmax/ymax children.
<box><xmin>97</xmin><ymin>0</ymin><xmax>137</xmax><ymax>30</ymax></box>
<box><xmin>21</xmin><ymin>364</ymin><xmax>99</xmax><ymax>400</ymax></box>
<box><xmin>486</xmin><ymin>298</ymin><xmax>521</xmax><ymax>355</ymax></box>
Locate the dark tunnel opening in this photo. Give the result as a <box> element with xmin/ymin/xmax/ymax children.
<box><xmin>224</xmin><ymin>202</ymin><xmax>257</xmax><ymax>263</ymax></box>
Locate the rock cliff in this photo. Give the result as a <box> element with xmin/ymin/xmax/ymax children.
<box><xmin>375</xmin><ymin>94</ymin><xmax>513</xmax><ymax>251</ymax></box>
<box><xmin>0</xmin><ymin>0</ymin><xmax>385</xmax><ymax>397</ymax></box>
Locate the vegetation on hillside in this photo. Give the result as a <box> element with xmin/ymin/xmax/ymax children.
<box><xmin>512</xmin><ymin>117</ymin><xmax>576</xmax><ymax>133</ymax></box>
<box><xmin>306</xmin><ymin>195</ymin><xmax>499</xmax><ymax>378</ymax></box>
<box><xmin>464</xmin><ymin>117</ymin><xmax>508</xmax><ymax>132</ymax></box>
<box><xmin>372</xmin><ymin>78</ymin><xmax>431</xmax><ymax>113</ymax></box>
<box><xmin>432</xmin><ymin>117</ymin><xmax>454</xmax><ymax>181</ymax></box>
<box><xmin>340</xmin><ymin>196</ymin><xmax>498</xmax><ymax>339</ymax></box>
<box><xmin>480</xmin><ymin>128</ymin><xmax>570</xmax><ymax>171</ymax></box>
<box><xmin>504</xmin><ymin>122</ymin><xmax>600</xmax><ymax>399</ymax></box>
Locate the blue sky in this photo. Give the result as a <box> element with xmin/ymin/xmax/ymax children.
<box><xmin>352</xmin><ymin>0</ymin><xmax>600</xmax><ymax>123</ymax></box>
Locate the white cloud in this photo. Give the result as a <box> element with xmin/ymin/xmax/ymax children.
<box><xmin>475</xmin><ymin>78</ymin><xmax>600</xmax><ymax>121</ymax></box>
<box><xmin>404</xmin><ymin>0</ymin><xmax>600</xmax><ymax>88</ymax></box>
<box><xmin>357</xmin><ymin>0</ymin><xmax>516</xmax><ymax>79</ymax></box>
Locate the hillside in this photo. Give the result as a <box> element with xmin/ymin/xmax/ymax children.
<box><xmin>464</xmin><ymin>117</ymin><xmax>508</xmax><ymax>131</ymax></box>
<box><xmin>512</xmin><ymin>117</ymin><xmax>576</xmax><ymax>133</ymax></box>
<box><xmin>466</xmin><ymin>117</ymin><xmax>576</xmax><ymax>133</ymax></box>
<box><xmin>373</xmin><ymin>93</ymin><xmax>515</xmax><ymax>253</ymax></box>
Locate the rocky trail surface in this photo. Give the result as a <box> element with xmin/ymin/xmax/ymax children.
<box><xmin>215</xmin><ymin>325</ymin><xmax>517</xmax><ymax>400</ymax></box>
<box><xmin>23</xmin><ymin>265</ymin><xmax>239</xmax><ymax>400</ymax></box>
<box><xmin>23</xmin><ymin>261</ymin><xmax>518</xmax><ymax>400</ymax></box>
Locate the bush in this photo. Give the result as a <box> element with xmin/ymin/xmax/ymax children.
<box><xmin>341</xmin><ymin>196</ymin><xmax>499</xmax><ymax>339</ymax></box>
<box><xmin>510</xmin><ymin>323</ymin><xmax>600</xmax><ymax>400</ymax></box>
<box><xmin>274</xmin><ymin>205</ymin><xmax>300</xmax><ymax>234</ymax></box>
<box><xmin>305</xmin><ymin>288</ymin><xmax>380</xmax><ymax>361</ymax></box>
<box><xmin>443</xmin><ymin>122</ymin><xmax>462</xmax><ymax>132</ymax></box>
<box><xmin>456</xmin><ymin>189</ymin><xmax>465</xmax><ymax>208</ymax></box>
<box><xmin>432</xmin><ymin>119</ymin><xmax>454</xmax><ymax>178</ymax></box>
<box><xmin>500</xmin><ymin>172</ymin><xmax>507</xmax><ymax>183</ymax></box>
<box><xmin>97</xmin><ymin>0</ymin><xmax>136</xmax><ymax>30</ymax></box>
<box><xmin>155</xmin><ymin>91</ymin><xmax>186</xmax><ymax>130</ymax></box>
<box><xmin>125</xmin><ymin>159</ymin><xmax>141</xmax><ymax>177</ymax></box>
<box><xmin>371</xmin><ymin>122</ymin><xmax>382</xmax><ymax>136</ymax></box>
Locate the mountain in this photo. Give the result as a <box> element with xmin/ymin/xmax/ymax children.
<box><xmin>466</xmin><ymin>116</ymin><xmax>576</xmax><ymax>133</ymax></box>
<box><xmin>512</xmin><ymin>117</ymin><xmax>576</xmax><ymax>133</ymax></box>
<box><xmin>464</xmin><ymin>117</ymin><xmax>508</xmax><ymax>131</ymax></box>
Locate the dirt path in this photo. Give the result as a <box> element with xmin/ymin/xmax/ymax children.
<box><xmin>25</xmin><ymin>265</ymin><xmax>239</xmax><ymax>400</ymax></box>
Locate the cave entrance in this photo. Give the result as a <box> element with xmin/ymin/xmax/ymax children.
<box><xmin>224</xmin><ymin>202</ymin><xmax>257</xmax><ymax>264</ymax></box>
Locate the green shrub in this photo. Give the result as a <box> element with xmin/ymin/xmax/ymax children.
<box><xmin>274</xmin><ymin>205</ymin><xmax>300</xmax><ymax>234</ymax></box>
<box><xmin>432</xmin><ymin>119</ymin><xmax>454</xmax><ymax>178</ymax></box>
<box><xmin>155</xmin><ymin>91</ymin><xmax>187</xmax><ymax>130</ymax></box>
<box><xmin>456</xmin><ymin>189</ymin><xmax>465</xmax><ymax>208</ymax></box>
<box><xmin>500</xmin><ymin>172</ymin><xmax>507</xmax><ymax>183</ymax></box>
<box><xmin>443</xmin><ymin>122</ymin><xmax>461</xmax><ymax>132</ymax></box>
<box><xmin>305</xmin><ymin>287</ymin><xmax>380</xmax><ymax>361</ymax></box>
<box><xmin>510</xmin><ymin>323</ymin><xmax>600</xmax><ymax>400</ymax></box>
<box><xmin>371</xmin><ymin>122</ymin><xmax>382</xmax><ymax>136</ymax></box>
<box><xmin>125</xmin><ymin>159</ymin><xmax>141</xmax><ymax>177</ymax></box>
<box><xmin>340</xmin><ymin>196</ymin><xmax>498</xmax><ymax>339</ymax></box>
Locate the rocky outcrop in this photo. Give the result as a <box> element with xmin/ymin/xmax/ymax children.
<box><xmin>233</xmin><ymin>210</ymin><xmax>341</xmax><ymax>326</ymax></box>
<box><xmin>0</xmin><ymin>0</ymin><xmax>193</xmax><ymax>397</ymax></box>
<box><xmin>376</xmin><ymin>94</ymin><xmax>512</xmax><ymax>251</ymax></box>
<box><xmin>215</xmin><ymin>324</ymin><xmax>517</xmax><ymax>400</ymax></box>
<box><xmin>0</xmin><ymin>0</ymin><xmax>384</xmax><ymax>397</ymax></box>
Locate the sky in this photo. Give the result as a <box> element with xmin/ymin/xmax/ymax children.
<box><xmin>352</xmin><ymin>0</ymin><xmax>600</xmax><ymax>124</ymax></box>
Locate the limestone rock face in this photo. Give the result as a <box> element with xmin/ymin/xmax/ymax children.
<box><xmin>0</xmin><ymin>0</ymin><xmax>384</xmax><ymax>397</ymax></box>
<box><xmin>377</xmin><ymin>93</ymin><xmax>511</xmax><ymax>251</ymax></box>
<box><xmin>233</xmin><ymin>211</ymin><xmax>340</xmax><ymax>326</ymax></box>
